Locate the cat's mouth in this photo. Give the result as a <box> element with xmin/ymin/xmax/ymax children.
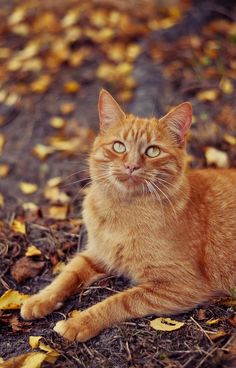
<box><xmin>115</xmin><ymin>173</ymin><xmax>142</xmax><ymax>185</ymax></box>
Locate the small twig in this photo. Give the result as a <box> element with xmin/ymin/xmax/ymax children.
<box><xmin>190</xmin><ymin>317</ymin><xmax>214</xmax><ymax>344</ymax></box>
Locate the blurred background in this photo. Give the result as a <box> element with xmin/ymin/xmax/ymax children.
<box><xmin>0</xmin><ymin>0</ymin><xmax>236</xmax><ymax>219</ymax></box>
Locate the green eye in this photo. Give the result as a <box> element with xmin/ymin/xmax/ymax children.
<box><xmin>145</xmin><ymin>145</ymin><xmax>161</xmax><ymax>158</ymax></box>
<box><xmin>113</xmin><ymin>141</ymin><xmax>126</xmax><ymax>153</ymax></box>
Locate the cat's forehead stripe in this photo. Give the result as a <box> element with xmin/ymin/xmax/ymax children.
<box><xmin>122</xmin><ymin>117</ymin><xmax>154</xmax><ymax>143</ymax></box>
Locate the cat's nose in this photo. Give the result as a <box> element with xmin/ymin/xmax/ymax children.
<box><xmin>125</xmin><ymin>163</ymin><xmax>140</xmax><ymax>175</ymax></box>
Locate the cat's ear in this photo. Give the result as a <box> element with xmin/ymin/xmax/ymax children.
<box><xmin>98</xmin><ymin>89</ymin><xmax>126</xmax><ymax>130</ymax></box>
<box><xmin>160</xmin><ymin>102</ymin><xmax>192</xmax><ymax>146</ymax></box>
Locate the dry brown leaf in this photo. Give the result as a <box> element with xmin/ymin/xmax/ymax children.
<box><xmin>11</xmin><ymin>257</ymin><xmax>45</xmax><ymax>283</ymax></box>
<box><xmin>205</xmin><ymin>147</ymin><xmax>229</xmax><ymax>168</ymax></box>
<box><xmin>11</xmin><ymin>219</ymin><xmax>26</xmax><ymax>234</ymax></box>
<box><xmin>33</xmin><ymin>144</ymin><xmax>55</xmax><ymax>160</ymax></box>
<box><xmin>25</xmin><ymin>245</ymin><xmax>42</xmax><ymax>257</ymax></box>
<box><xmin>49</xmin><ymin>117</ymin><xmax>65</xmax><ymax>129</ymax></box>
<box><xmin>0</xmin><ymin>164</ymin><xmax>10</xmax><ymax>177</ymax></box>
<box><xmin>209</xmin><ymin>329</ymin><xmax>228</xmax><ymax>341</ymax></box>
<box><xmin>197</xmin><ymin>89</ymin><xmax>219</xmax><ymax>102</ymax></box>
<box><xmin>19</xmin><ymin>182</ymin><xmax>38</xmax><ymax>194</ymax></box>
<box><xmin>0</xmin><ymin>290</ymin><xmax>29</xmax><ymax>310</ymax></box>
<box><xmin>150</xmin><ymin>317</ymin><xmax>185</xmax><ymax>332</ymax></box>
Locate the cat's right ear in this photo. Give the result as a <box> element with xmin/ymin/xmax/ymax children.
<box><xmin>98</xmin><ymin>89</ymin><xmax>126</xmax><ymax>131</ymax></box>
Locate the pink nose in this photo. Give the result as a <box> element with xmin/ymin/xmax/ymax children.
<box><xmin>125</xmin><ymin>163</ymin><xmax>140</xmax><ymax>174</ymax></box>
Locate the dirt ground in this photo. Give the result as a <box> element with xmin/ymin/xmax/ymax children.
<box><xmin>0</xmin><ymin>0</ymin><xmax>236</xmax><ymax>367</ymax></box>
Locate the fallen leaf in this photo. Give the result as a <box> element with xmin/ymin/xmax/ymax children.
<box><xmin>0</xmin><ymin>352</ymin><xmax>47</xmax><ymax>368</ymax></box>
<box><xmin>25</xmin><ymin>245</ymin><xmax>42</xmax><ymax>257</ymax></box>
<box><xmin>59</xmin><ymin>102</ymin><xmax>76</xmax><ymax>115</ymax></box>
<box><xmin>8</xmin><ymin>7</ymin><xmax>26</xmax><ymax>25</ymax></box>
<box><xmin>209</xmin><ymin>329</ymin><xmax>228</xmax><ymax>341</ymax></box>
<box><xmin>22</xmin><ymin>202</ymin><xmax>39</xmax><ymax>213</ymax></box>
<box><xmin>49</xmin><ymin>116</ymin><xmax>65</xmax><ymax>129</ymax></box>
<box><xmin>31</xmin><ymin>75</ymin><xmax>52</xmax><ymax>93</ymax></box>
<box><xmin>33</xmin><ymin>144</ymin><xmax>55</xmax><ymax>160</ymax></box>
<box><xmin>29</xmin><ymin>336</ymin><xmax>59</xmax><ymax>363</ymax></box>
<box><xmin>46</xmin><ymin>176</ymin><xmax>62</xmax><ymax>187</ymax></box>
<box><xmin>196</xmin><ymin>89</ymin><xmax>219</xmax><ymax>102</ymax></box>
<box><xmin>46</xmin><ymin>205</ymin><xmax>68</xmax><ymax>220</ymax></box>
<box><xmin>224</xmin><ymin>134</ymin><xmax>236</xmax><ymax>145</ymax></box>
<box><xmin>11</xmin><ymin>219</ymin><xmax>26</xmax><ymax>234</ymax></box>
<box><xmin>0</xmin><ymin>193</ymin><xmax>4</xmax><ymax>208</ymax></box>
<box><xmin>8</xmin><ymin>315</ymin><xmax>32</xmax><ymax>333</ymax></box>
<box><xmin>11</xmin><ymin>257</ymin><xmax>45</xmax><ymax>283</ymax></box>
<box><xmin>19</xmin><ymin>182</ymin><xmax>38</xmax><ymax>194</ymax></box>
<box><xmin>220</xmin><ymin>78</ymin><xmax>234</xmax><ymax>94</ymax></box>
<box><xmin>206</xmin><ymin>318</ymin><xmax>220</xmax><ymax>325</ymax></box>
<box><xmin>0</xmin><ymin>164</ymin><xmax>10</xmax><ymax>177</ymax></box>
<box><xmin>64</xmin><ymin>81</ymin><xmax>80</xmax><ymax>93</ymax></box>
<box><xmin>0</xmin><ymin>290</ymin><xmax>29</xmax><ymax>310</ymax></box>
<box><xmin>205</xmin><ymin>147</ymin><xmax>229</xmax><ymax>168</ymax></box>
<box><xmin>150</xmin><ymin>317</ymin><xmax>185</xmax><ymax>332</ymax></box>
<box><xmin>0</xmin><ymin>133</ymin><xmax>5</xmax><ymax>154</ymax></box>
<box><xmin>44</xmin><ymin>186</ymin><xmax>70</xmax><ymax>204</ymax></box>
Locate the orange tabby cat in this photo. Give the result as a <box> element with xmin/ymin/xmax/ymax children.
<box><xmin>21</xmin><ymin>89</ymin><xmax>236</xmax><ymax>342</ymax></box>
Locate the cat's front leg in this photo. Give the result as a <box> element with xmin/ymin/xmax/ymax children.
<box><xmin>54</xmin><ymin>280</ymin><xmax>211</xmax><ymax>342</ymax></box>
<box><xmin>21</xmin><ymin>251</ymin><xmax>106</xmax><ymax>320</ymax></box>
<box><xmin>54</xmin><ymin>283</ymin><xmax>157</xmax><ymax>342</ymax></box>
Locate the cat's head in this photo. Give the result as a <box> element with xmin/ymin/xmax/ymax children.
<box><xmin>90</xmin><ymin>89</ymin><xmax>192</xmax><ymax>198</ymax></box>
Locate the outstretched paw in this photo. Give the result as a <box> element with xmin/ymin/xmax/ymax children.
<box><xmin>21</xmin><ymin>293</ymin><xmax>61</xmax><ymax>320</ymax></box>
<box><xmin>54</xmin><ymin>313</ymin><xmax>98</xmax><ymax>342</ymax></box>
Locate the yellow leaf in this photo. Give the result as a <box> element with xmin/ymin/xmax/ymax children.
<box><xmin>206</xmin><ymin>318</ymin><xmax>220</xmax><ymax>325</ymax></box>
<box><xmin>0</xmin><ymin>290</ymin><xmax>29</xmax><ymax>310</ymax></box>
<box><xmin>31</xmin><ymin>75</ymin><xmax>51</xmax><ymax>93</ymax></box>
<box><xmin>205</xmin><ymin>147</ymin><xmax>229</xmax><ymax>168</ymax></box>
<box><xmin>0</xmin><ymin>133</ymin><xmax>5</xmax><ymax>154</ymax></box>
<box><xmin>25</xmin><ymin>245</ymin><xmax>42</xmax><ymax>257</ymax></box>
<box><xmin>49</xmin><ymin>116</ymin><xmax>65</xmax><ymax>129</ymax></box>
<box><xmin>33</xmin><ymin>144</ymin><xmax>55</xmax><ymax>160</ymax></box>
<box><xmin>29</xmin><ymin>336</ymin><xmax>59</xmax><ymax>363</ymax></box>
<box><xmin>0</xmin><ymin>164</ymin><xmax>10</xmax><ymax>177</ymax></box>
<box><xmin>8</xmin><ymin>7</ymin><xmax>26</xmax><ymax>25</ymax></box>
<box><xmin>0</xmin><ymin>193</ymin><xmax>4</xmax><ymax>209</ymax></box>
<box><xmin>220</xmin><ymin>78</ymin><xmax>234</xmax><ymax>94</ymax></box>
<box><xmin>224</xmin><ymin>134</ymin><xmax>236</xmax><ymax>145</ymax></box>
<box><xmin>19</xmin><ymin>182</ymin><xmax>38</xmax><ymax>194</ymax></box>
<box><xmin>197</xmin><ymin>89</ymin><xmax>219</xmax><ymax>102</ymax></box>
<box><xmin>11</xmin><ymin>219</ymin><xmax>26</xmax><ymax>234</ymax></box>
<box><xmin>150</xmin><ymin>317</ymin><xmax>185</xmax><ymax>332</ymax></box>
<box><xmin>22</xmin><ymin>202</ymin><xmax>39</xmax><ymax>212</ymax></box>
<box><xmin>0</xmin><ymin>352</ymin><xmax>46</xmax><ymax>368</ymax></box>
<box><xmin>209</xmin><ymin>329</ymin><xmax>227</xmax><ymax>341</ymax></box>
<box><xmin>59</xmin><ymin>102</ymin><xmax>76</xmax><ymax>115</ymax></box>
<box><xmin>64</xmin><ymin>81</ymin><xmax>80</xmax><ymax>94</ymax></box>
<box><xmin>0</xmin><ymin>357</ymin><xmax>4</xmax><ymax>363</ymax></box>
<box><xmin>47</xmin><ymin>205</ymin><xmax>68</xmax><ymax>220</ymax></box>
<box><xmin>46</xmin><ymin>176</ymin><xmax>62</xmax><ymax>187</ymax></box>
<box><xmin>44</xmin><ymin>186</ymin><xmax>70</xmax><ymax>204</ymax></box>
<box><xmin>53</xmin><ymin>261</ymin><xmax>66</xmax><ymax>275</ymax></box>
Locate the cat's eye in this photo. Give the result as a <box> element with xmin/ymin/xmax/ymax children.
<box><xmin>145</xmin><ymin>145</ymin><xmax>161</xmax><ymax>158</ymax></box>
<box><xmin>113</xmin><ymin>141</ymin><xmax>126</xmax><ymax>154</ymax></box>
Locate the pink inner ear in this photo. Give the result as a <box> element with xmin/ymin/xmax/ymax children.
<box><xmin>172</xmin><ymin>103</ymin><xmax>192</xmax><ymax>143</ymax></box>
<box><xmin>98</xmin><ymin>89</ymin><xmax>126</xmax><ymax>130</ymax></box>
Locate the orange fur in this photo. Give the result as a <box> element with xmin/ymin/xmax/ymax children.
<box><xmin>21</xmin><ymin>90</ymin><xmax>236</xmax><ymax>342</ymax></box>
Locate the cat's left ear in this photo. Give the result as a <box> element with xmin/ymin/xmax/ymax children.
<box><xmin>98</xmin><ymin>89</ymin><xmax>126</xmax><ymax>131</ymax></box>
<box><xmin>160</xmin><ymin>102</ymin><xmax>192</xmax><ymax>146</ymax></box>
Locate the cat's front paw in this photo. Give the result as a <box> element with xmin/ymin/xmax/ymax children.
<box><xmin>54</xmin><ymin>313</ymin><xmax>99</xmax><ymax>342</ymax></box>
<box><xmin>21</xmin><ymin>293</ymin><xmax>61</xmax><ymax>320</ymax></box>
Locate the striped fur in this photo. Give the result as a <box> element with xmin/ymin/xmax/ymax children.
<box><xmin>21</xmin><ymin>91</ymin><xmax>236</xmax><ymax>342</ymax></box>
